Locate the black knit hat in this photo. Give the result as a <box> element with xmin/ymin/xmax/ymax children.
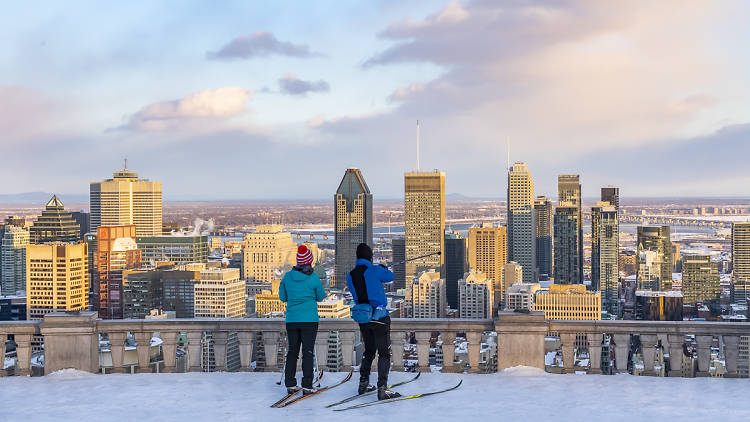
<box><xmin>356</xmin><ymin>243</ymin><xmax>373</xmax><ymax>261</ymax></box>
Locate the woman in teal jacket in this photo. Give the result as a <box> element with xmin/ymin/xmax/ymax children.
<box><xmin>279</xmin><ymin>244</ymin><xmax>326</xmax><ymax>395</ymax></box>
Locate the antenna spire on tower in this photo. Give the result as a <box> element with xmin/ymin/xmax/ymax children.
<box><xmin>124</xmin><ymin>158</ymin><xmax>128</xmax><ymax>170</ymax></box>
<box><xmin>416</xmin><ymin>120</ymin><xmax>421</xmax><ymax>171</ymax></box>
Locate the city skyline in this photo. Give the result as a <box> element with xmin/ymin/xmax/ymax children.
<box><xmin>3</xmin><ymin>2</ymin><xmax>750</xmax><ymax>199</ymax></box>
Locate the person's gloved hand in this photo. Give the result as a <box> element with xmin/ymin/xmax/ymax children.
<box><xmin>378</xmin><ymin>263</ymin><xmax>388</xmax><ymax>269</ymax></box>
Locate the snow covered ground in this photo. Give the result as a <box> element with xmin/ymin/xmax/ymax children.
<box><xmin>1</xmin><ymin>367</ymin><xmax>748</xmax><ymax>421</ymax></box>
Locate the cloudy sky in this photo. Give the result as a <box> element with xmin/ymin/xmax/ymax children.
<box><xmin>2</xmin><ymin>0</ymin><xmax>750</xmax><ymax>200</ymax></box>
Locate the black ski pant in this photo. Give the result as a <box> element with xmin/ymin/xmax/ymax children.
<box><xmin>359</xmin><ymin>316</ymin><xmax>391</xmax><ymax>388</ymax></box>
<box><xmin>284</xmin><ymin>322</ymin><xmax>318</xmax><ymax>388</ymax></box>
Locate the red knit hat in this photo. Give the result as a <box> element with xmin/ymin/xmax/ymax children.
<box><xmin>296</xmin><ymin>244</ymin><xmax>314</xmax><ymax>266</ymax></box>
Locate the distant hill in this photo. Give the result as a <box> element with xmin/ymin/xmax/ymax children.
<box><xmin>0</xmin><ymin>192</ymin><xmax>88</xmax><ymax>205</ymax></box>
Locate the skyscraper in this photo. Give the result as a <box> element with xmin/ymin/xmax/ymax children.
<box><xmin>333</xmin><ymin>168</ymin><xmax>373</xmax><ymax>290</ymax></box>
<box><xmin>467</xmin><ymin>224</ymin><xmax>507</xmax><ymax>310</ymax></box>
<box><xmin>1</xmin><ymin>226</ymin><xmax>29</xmax><ymax>295</ymax></box>
<box><xmin>136</xmin><ymin>234</ymin><xmax>209</xmax><ymax>265</ymax></box>
<box><xmin>404</xmin><ymin>171</ymin><xmax>445</xmax><ymax>281</ymax></box>
<box><xmin>636</xmin><ymin>226</ymin><xmax>673</xmax><ymax>290</ymax></box>
<box><xmin>681</xmin><ymin>255</ymin><xmax>720</xmax><ymax>306</ymax></box>
<box><xmin>554</xmin><ymin>205</ymin><xmax>581</xmax><ymax>284</ymax></box>
<box><xmin>732</xmin><ymin>222</ymin><xmax>750</xmax><ymax>305</ymax></box>
<box><xmin>556</xmin><ymin>175</ymin><xmax>582</xmax><ymax>284</ymax></box>
<box><xmin>507</xmin><ymin>162</ymin><xmax>536</xmax><ymax>283</ymax></box>
<box><xmin>242</xmin><ymin>224</ymin><xmax>297</xmax><ymax>283</ymax></box>
<box><xmin>591</xmin><ymin>201</ymin><xmax>619</xmax><ymax>315</ymax></box>
<box><xmin>444</xmin><ymin>231</ymin><xmax>466</xmax><ymax>310</ymax></box>
<box><xmin>392</xmin><ymin>237</ymin><xmax>406</xmax><ymax>290</ymax></box>
<box><xmin>90</xmin><ymin>165</ymin><xmax>163</xmax><ymax>237</ymax></box>
<box><xmin>26</xmin><ymin>242</ymin><xmax>89</xmax><ymax>320</ymax></box>
<box><xmin>601</xmin><ymin>186</ymin><xmax>620</xmax><ymax>214</ymax></box>
<box><xmin>29</xmin><ymin>195</ymin><xmax>81</xmax><ymax>244</ymax></box>
<box><xmin>70</xmin><ymin>210</ymin><xmax>90</xmax><ymax>240</ymax></box>
<box><xmin>534</xmin><ymin>196</ymin><xmax>553</xmax><ymax>279</ymax></box>
<box><xmin>94</xmin><ymin>225</ymin><xmax>141</xmax><ymax>319</ymax></box>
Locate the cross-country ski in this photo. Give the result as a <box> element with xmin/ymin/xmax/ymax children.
<box><xmin>277</xmin><ymin>370</ymin><xmax>353</xmax><ymax>408</ymax></box>
<box><xmin>270</xmin><ymin>370</ymin><xmax>324</xmax><ymax>408</ymax></box>
<box><xmin>333</xmin><ymin>380</ymin><xmax>463</xmax><ymax>411</ymax></box>
<box><xmin>326</xmin><ymin>372</ymin><xmax>421</xmax><ymax>408</ymax></box>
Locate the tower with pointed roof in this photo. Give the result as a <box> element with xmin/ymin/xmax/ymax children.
<box><xmin>333</xmin><ymin>168</ymin><xmax>373</xmax><ymax>290</ymax></box>
<box><xmin>29</xmin><ymin>195</ymin><xmax>81</xmax><ymax>244</ymax></box>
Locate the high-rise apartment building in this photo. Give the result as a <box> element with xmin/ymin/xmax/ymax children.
<box><xmin>534</xmin><ymin>196</ymin><xmax>553</xmax><ymax>278</ymax></box>
<box><xmin>0</xmin><ymin>217</ymin><xmax>26</xmax><ymax>286</ymax></box>
<box><xmin>26</xmin><ymin>242</ymin><xmax>88</xmax><ymax>320</ymax></box>
<box><xmin>533</xmin><ymin>284</ymin><xmax>601</xmax><ymax>320</ymax></box>
<box><xmin>444</xmin><ymin>231</ymin><xmax>466</xmax><ymax>310</ymax></box>
<box><xmin>123</xmin><ymin>268</ymin><xmax>164</xmax><ymax>319</ymax></box>
<box><xmin>392</xmin><ymin>238</ymin><xmax>406</xmax><ymax>290</ymax></box>
<box><xmin>600</xmin><ymin>187</ymin><xmax>620</xmax><ymax>213</ymax></box>
<box><xmin>458</xmin><ymin>271</ymin><xmax>493</xmax><ymax>318</ymax></box>
<box><xmin>404</xmin><ymin>171</ymin><xmax>445</xmax><ymax>281</ymax></box>
<box><xmin>136</xmin><ymin>234</ymin><xmax>209</xmax><ymax>266</ymax></box>
<box><xmin>90</xmin><ymin>166</ymin><xmax>163</xmax><ymax>237</ymax></box>
<box><xmin>29</xmin><ymin>195</ymin><xmax>80</xmax><ymax>244</ymax></box>
<box><xmin>467</xmin><ymin>225</ymin><xmax>507</xmax><ymax>310</ymax></box>
<box><xmin>554</xmin><ymin>205</ymin><xmax>581</xmax><ymax>284</ymax></box>
<box><xmin>592</xmin><ymin>201</ymin><xmax>619</xmax><ymax>315</ymax></box>
<box><xmin>94</xmin><ymin>225</ymin><xmax>141</xmax><ymax>319</ymax></box>
<box><xmin>732</xmin><ymin>222</ymin><xmax>750</xmax><ymax>305</ymax></box>
<box><xmin>1</xmin><ymin>226</ymin><xmax>29</xmax><ymax>295</ymax></box>
<box><xmin>405</xmin><ymin>269</ymin><xmax>446</xmax><ymax>318</ymax></box>
<box><xmin>681</xmin><ymin>255</ymin><xmax>720</xmax><ymax>305</ymax></box>
<box><xmin>636</xmin><ymin>226</ymin><xmax>673</xmax><ymax>290</ymax></box>
<box><xmin>194</xmin><ymin>268</ymin><xmax>246</xmax><ymax>318</ymax></box>
<box><xmin>504</xmin><ymin>282</ymin><xmax>541</xmax><ymax>312</ymax></box>
<box><xmin>507</xmin><ymin>162</ymin><xmax>536</xmax><ymax>283</ymax></box>
<box><xmin>242</xmin><ymin>224</ymin><xmax>297</xmax><ymax>283</ymax></box>
<box><xmin>333</xmin><ymin>168</ymin><xmax>373</xmax><ymax>290</ymax></box>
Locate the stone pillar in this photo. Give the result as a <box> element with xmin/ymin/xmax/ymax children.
<box><xmin>723</xmin><ymin>335</ymin><xmax>740</xmax><ymax>378</ymax></box>
<box><xmin>14</xmin><ymin>334</ymin><xmax>33</xmax><ymax>376</ymax></box>
<box><xmin>440</xmin><ymin>331</ymin><xmax>457</xmax><ymax>373</ymax></box>
<box><xmin>415</xmin><ymin>331</ymin><xmax>432</xmax><ymax>372</ymax></box>
<box><xmin>467</xmin><ymin>331</ymin><xmax>483</xmax><ymax>374</ymax></box>
<box><xmin>39</xmin><ymin>311</ymin><xmax>99</xmax><ymax>375</ymax></box>
<box><xmin>186</xmin><ymin>331</ymin><xmax>203</xmax><ymax>372</ymax></box>
<box><xmin>640</xmin><ymin>334</ymin><xmax>658</xmax><ymax>376</ymax></box>
<box><xmin>133</xmin><ymin>331</ymin><xmax>153</xmax><ymax>373</ymax></box>
<box><xmin>107</xmin><ymin>331</ymin><xmax>127</xmax><ymax>373</ymax></box>
<box><xmin>237</xmin><ymin>331</ymin><xmax>255</xmax><ymax>372</ymax></box>
<box><xmin>613</xmin><ymin>334</ymin><xmax>631</xmax><ymax>374</ymax></box>
<box><xmin>212</xmin><ymin>331</ymin><xmax>229</xmax><ymax>371</ymax></box>
<box><xmin>391</xmin><ymin>331</ymin><xmax>405</xmax><ymax>372</ymax></box>
<box><xmin>495</xmin><ymin>312</ymin><xmax>547</xmax><ymax>371</ymax></box>
<box><xmin>666</xmin><ymin>334</ymin><xmax>684</xmax><ymax>377</ymax></box>
<box><xmin>159</xmin><ymin>331</ymin><xmax>178</xmax><ymax>373</ymax></box>
<box><xmin>586</xmin><ymin>332</ymin><xmax>602</xmax><ymax>375</ymax></box>
<box><xmin>262</xmin><ymin>331</ymin><xmax>280</xmax><ymax>371</ymax></box>
<box><xmin>695</xmin><ymin>335</ymin><xmax>713</xmax><ymax>377</ymax></box>
<box><xmin>0</xmin><ymin>334</ymin><xmax>6</xmax><ymax>377</ymax></box>
<box><xmin>315</xmin><ymin>330</ymin><xmax>329</xmax><ymax>371</ymax></box>
<box><xmin>560</xmin><ymin>333</ymin><xmax>577</xmax><ymax>374</ymax></box>
<box><xmin>340</xmin><ymin>330</ymin><xmax>355</xmax><ymax>371</ymax></box>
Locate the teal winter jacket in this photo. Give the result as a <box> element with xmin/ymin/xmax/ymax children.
<box><xmin>279</xmin><ymin>266</ymin><xmax>326</xmax><ymax>323</ymax></box>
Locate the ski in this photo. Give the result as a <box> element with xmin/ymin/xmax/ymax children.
<box><xmin>325</xmin><ymin>372</ymin><xmax>421</xmax><ymax>408</ymax></box>
<box><xmin>270</xmin><ymin>370</ymin><xmax>324</xmax><ymax>408</ymax></box>
<box><xmin>278</xmin><ymin>370</ymin><xmax>354</xmax><ymax>408</ymax></box>
<box><xmin>333</xmin><ymin>379</ymin><xmax>463</xmax><ymax>411</ymax></box>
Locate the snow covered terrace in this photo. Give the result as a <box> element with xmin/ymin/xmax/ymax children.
<box><xmin>3</xmin><ymin>367</ymin><xmax>749</xmax><ymax>421</ymax></box>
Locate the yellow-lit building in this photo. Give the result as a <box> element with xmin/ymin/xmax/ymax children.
<box><xmin>404</xmin><ymin>171</ymin><xmax>445</xmax><ymax>281</ymax></box>
<box><xmin>406</xmin><ymin>269</ymin><xmax>446</xmax><ymax>318</ymax></box>
<box><xmin>242</xmin><ymin>224</ymin><xmax>297</xmax><ymax>282</ymax></box>
<box><xmin>318</xmin><ymin>296</ymin><xmax>351</xmax><ymax>318</ymax></box>
<box><xmin>194</xmin><ymin>268</ymin><xmax>245</xmax><ymax>318</ymax></box>
<box><xmin>533</xmin><ymin>284</ymin><xmax>601</xmax><ymax>320</ymax></box>
<box><xmin>256</xmin><ymin>290</ymin><xmax>286</xmax><ymax>316</ymax></box>
<box><xmin>458</xmin><ymin>271</ymin><xmax>493</xmax><ymax>318</ymax></box>
<box><xmin>467</xmin><ymin>225</ymin><xmax>507</xmax><ymax>309</ymax></box>
<box><xmin>89</xmin><ymin>166</ymin><xmax>162</xmax><ymax>237</ymax></box>
<box><xmin>26</xmin><ymin>242</ymin><xmax>89</xmax><ymax>320</ymax></box>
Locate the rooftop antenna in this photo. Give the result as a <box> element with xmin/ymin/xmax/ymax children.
<box><xmin>416</xmin><ymin>120</ymin><xmax>420</xmax><ymax>171</ymax></box>
<box><xmin>124</xmin><ymin>158</ymin><xmax>128</xmax><ymax>170</ymax></box>
<box><xmin>506</xmin><ymin>138</ymin><xmax>510</xmax><ymax>172</ymax></box>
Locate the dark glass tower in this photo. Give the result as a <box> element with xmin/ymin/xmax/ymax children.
<box><xmin>444</xmin><ymin>231</ymin><xmax>466</xmax><ymax>310</ymax></box>
<box><xmin>334</xmin><ymin>168</ymin><xmax>373</xmax><ymax>290</ymax></box>
<box><xmin>534</xmin><ymin>196</ymin><xmax>553</xmax><ymax>279</ymax></box>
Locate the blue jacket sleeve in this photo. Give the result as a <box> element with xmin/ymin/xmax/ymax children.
<box><xmin>313</xmin><ymin>275</ymin><xmax>326</xmax><ymax>302</ymax></box>
<box><xmin>377</xmin><ymin>266</ymin><xmax>394</xmax><ymax>283</ymax></box>
<box><xmin>346</xmin><ymin>272</ymin><xmax>358</xmax><ymax>303</ymax></box>
<box><xmin>279</xmin><ymin>275</ymin><xmax>287</xmax><ymax>303</ymax></box>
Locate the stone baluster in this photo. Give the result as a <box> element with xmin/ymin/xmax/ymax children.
<box><xmin>666</xmin><ymin>334</ymin><xmax>684</xmax><ymax>377</ymax></box>
<box><xmin>415</xmin><ymin>331</ymin><xmax>432</xmax><ymax>372</ymax></box>
<box><xmin>723</xmin><ymin>335</ymin><xmax>740</xmax><ymax>378</ymax></box>
<box><xmin>186</xmin><ymin>331</ymin><xmax>203</xmax><ymax>372</ymax></box>
<box><xmin>586</xmin><ymin>332</ymin><xmax>602</xmax><ymax>375</ymax></box>
<box><xmin>466</xmin><ymin>331</ymin><xmax>483</xmax><ymax>374</ymax></box>
<box><xmin>159</xmin><ymin>331</ymin><xmax>178</xmax><ymax>373</ymax></box>
<box><xmin>390</xmin><ymin>331</ymin><xmax>405</xmax><ymax>372</ymax></box>
<box><xmin>441</xmin><ymin>331</ymin><xmax>457</xmax><ymax>373</ymax></box>
<box><xmin>108</xmin><ymin>332</ymin><xmax>127</xmax><ymax>374</ymax></box>
<box><xmin>0</xmin><ymin>334</ymin><xmax>6</xmax><ymax>377</ymax></box>
<box><xmin>560</xmin><ymin>332</ymin><xmax>577</xmax><ymax>374</ymax></box>
<box><xmin>134</xmin><ymin>331</ymin><xmax>153</xmax><ymax>373</ymax></box>
<box><xmin>612</xmin><ymin>334</ymin><xmax>631</xmax><ymax>374</ymax></box>
<box><xmin>212</xmin><ymin>331</ymin><xmax>229</xmax><ymax>371</ymax></box>
<box><xmin>695</xmin><ymin>335</ymin><xmax>713</xmax><ymax>377</ymax></box>
<box><xmin>639</xmin><ymin>334</ymin><xmax>658</xmax><ymax>376</ymax></box>
<box><xmin>262</xmin><ymin>331</ymin><xmax>280</xmax><ymax>371</ymax></box>
<box><xmin>340</xmin><ymin>330</ymin><xmax>355</xmax><ymax>371</ymax></box>
<box><xmin>14</xmin><ymin>334</ymin><xmax>33</xmax><ymax>376</ymax></box>
<box><xmin>237</xmin><ymin>331</ymin><xmax>255</xmax><ymax>372</ymax></box>
<box><xmin>314</xmin><ymin>330</ymin><xmax>329</xmax><ymax>371</ymax></box>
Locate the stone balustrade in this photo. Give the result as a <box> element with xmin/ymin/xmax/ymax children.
<box><xmin>1</xmin><ymin>311</ymin><xmax>748</xmax><ymax>378</ymax></box>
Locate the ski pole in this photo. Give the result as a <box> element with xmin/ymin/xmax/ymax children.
<box><xmin>387</xmin><ymin>251</ymin><xmax>442</xmax><ymax>267</ymax></box>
